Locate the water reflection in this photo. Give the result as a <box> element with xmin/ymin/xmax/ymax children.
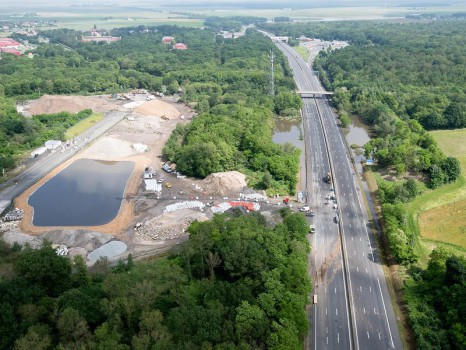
<box><xmin>273</xmin><ymin>119</ymin><xmax>303</xmax><ymax>147</ymax></box>
<box><xmin>29</xmin><ymin>159</ymin><xmax>134</xmax><ymax>226</ymax></box>
<box><xmin>344</xmin><ymin>117</ymin><xmax>371</xmax><ymax>147</ymax></box>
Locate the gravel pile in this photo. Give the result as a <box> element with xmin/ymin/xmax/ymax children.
<box><xmin>2</xmin><ymin>230</ymin><xmax>43</xmax><ymax>249</ymax></box>
<box><xmin>240</xmin><ymin>193</ymin><xmax>267</xmax><ymax>201</ymax></box>
<box><xmin>211</xmin><ymin>202</ymin><xmax>232</xmax><ymax>214</ymax></box>
<box><xmin>136</xmin><ymin>209</ymin><xmax>207</xmax><ymax>240</ymax></box>
<box><xmin>164</xmin><ymin>201</ymin><xmax>205</xmax><ymax>213</ymax></box>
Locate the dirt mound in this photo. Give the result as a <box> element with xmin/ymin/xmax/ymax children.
<box><xmin>201</xmin><ymin>171</ymin><xmax>247</xmax><ymax>196</ymax></box>
<box><xmin>134</xmin><ymin>100</ymin><xmax>180</xmax><ymax>119</ymax></box>
<box><xmin>27</xmin><ymin>95</ymin><xmax>118</xmax><ymax>116</ymax></box>
<box><xmin>137</xmin><ymin>208</ymin><xmax>208</xmax><ymax>240</ymax></box>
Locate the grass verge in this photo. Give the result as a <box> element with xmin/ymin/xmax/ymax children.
<box><xmin>292</xmin><ymin>46</ymin><xmax>309</xmax><ymax>61</ymax></box>
<box><xmin>64</xmin><ymin>112</ymin><xmax>103</xmax><ymax>139</ymax></box>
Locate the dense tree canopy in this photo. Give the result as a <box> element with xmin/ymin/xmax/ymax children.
<box><xmin>406</xmin><ymin>249</ymin><xmax>466</xmax><ymax>349</ymax></box>
<box><xmin>0</xmin><ymin>211</ymin><xmax>311</xmax><ymax>349</ymax></box>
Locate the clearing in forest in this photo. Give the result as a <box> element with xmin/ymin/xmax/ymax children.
<box><xmin>416</xmin><ymin>128</ymin><xmax>466</xmax><ymax>251</ymax></box>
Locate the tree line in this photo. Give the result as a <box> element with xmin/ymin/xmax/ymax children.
<box><xmin>0</xmin><ymin>211</ymin><xmax>311</xmax><ymax>350</ymax></box>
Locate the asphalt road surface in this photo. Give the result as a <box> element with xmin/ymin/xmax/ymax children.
<box><xmin>275</xmin><ymin>41</ymin><xmax>402</xmax><ymax>349</ymax></box>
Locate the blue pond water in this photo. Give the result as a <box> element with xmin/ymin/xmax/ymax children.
<box><xmin>29</xmin><ymin>159</ymin><xmax>134</xmax><ymax>226</ymax></box>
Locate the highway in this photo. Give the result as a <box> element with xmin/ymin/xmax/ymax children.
<box><xmin>275</xmin><ymin>41</ymin><xmax>402</xmax><ymax>349</ymax></box>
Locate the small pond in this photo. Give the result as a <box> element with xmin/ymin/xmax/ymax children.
<box><xmin>344</xmin><ymin>117</ymin><xmax>371</xmax><ymax>147</ymax></box>
<box><xmin>272</xmin><ymin>119</ymin><xmax>306</xmax><ymax>188</ymax></box>
<box><xmin>29</xmin><ymin>159</ymin><xmax>134</xmax><ymax>226</ymax></box>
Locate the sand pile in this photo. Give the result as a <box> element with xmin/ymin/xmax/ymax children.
<box><xmin>134</xmin><ymin>100</ymin><xmax>180</xmax><ymax>119</ymax></box>
<box><xmin>27</xmin><ymin>95</ymin><xmax>119</xmax><ymax>116</ymax></box>
<box><xmin>80</xmin><ymin>136</ymin><xmax>137</xmax><ymax>160</ymax></box>
<box><xmin>201</xmin><ymin>171</ymin><xmax>247</xmax><ymax>196</ymax></box>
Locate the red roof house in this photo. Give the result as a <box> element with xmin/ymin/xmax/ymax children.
<box><xmin>173</xmin><ymin>43</ymin><xmax>187</xmax><ymax>50</ymax></box>
<box><xmin>0</xmin><ymin>38</ymin><xmax>20</xmax><ymax>48</ymax></box>
<box><xmin>162</xmin><ymin>36</ymin><xmax>174</xmax><ymax>44</ymax></box>
<box><xmin>0</xmin><ymin>48</ymin><xmax>21</xmax><ymax>56</ymax></box>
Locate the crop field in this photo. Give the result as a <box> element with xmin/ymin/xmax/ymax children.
<box><xmin>4</xmin><ymin>4</ymin><xmax>466</xmax><ymax>32</ymax></box>
<box><xmin>411</xmin><ymin>128</ymin><xmax>466</xmax><ymax>261</ymax></box>
<box><xmin>29</xmin><ymin>8</ymin><xmax>204</xmax><ymax>30</ymax></box>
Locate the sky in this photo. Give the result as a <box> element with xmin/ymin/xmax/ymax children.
<box><xmin>1</xmin><ymin>0</ymin><xmax>461</xmax><ymax>9</ymax></box>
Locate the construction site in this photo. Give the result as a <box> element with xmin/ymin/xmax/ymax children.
<box><xmin>1</xmin><ymin>93</ymin><xmax>286</xmax><ymax>265</ymax></box>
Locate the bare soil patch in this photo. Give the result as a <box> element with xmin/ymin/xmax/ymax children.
<box><xmin>134</xmin><ymin>100</ymin><xmax>181</xmax><ymax>119</ymax></box>
<box><xmin>25</xmin><ymin>94</ymin><xmax>125</xmax><ymax>116</ymax></box>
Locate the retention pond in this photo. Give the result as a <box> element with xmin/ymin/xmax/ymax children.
<box><xmin>29</xmin><ymin>159</ymin><xmax>134</xmax><ymax>226</ymax></box>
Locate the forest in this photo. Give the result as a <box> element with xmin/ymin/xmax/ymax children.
<box><xmin>0</xmin><ymin>211</ymin><xmax>311</xmax><ymax>350</ymax></box>
<box><xmin>259</xmin><ymin>19</ymin><xmax>466</xmax><ymax>348</ymax></box>
<box><xmin>1</xmin><ymin>26</ymin><xmax>301</xmax><ymax>194</ymax></box>
<box><xmin>259</xmin><ymin>20</ymin><xmax>464</xmax><ymax>186</ymax></box>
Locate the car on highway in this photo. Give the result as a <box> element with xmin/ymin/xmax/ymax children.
<box><xmin>333</xmin><ymin>203</ymin><xmax>338</xmax><ymax>209</ymax></box>
<box><xmin>309</xmin><ymin>225</ymin><xmax>316</xmax><ymax>234</ymax></box>
<box><xmin>334</xmin><ymin>215</ymin><xmax>339</xmax><ymax>223</ymax></box>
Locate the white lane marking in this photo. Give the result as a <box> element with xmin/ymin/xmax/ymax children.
<box><xmin>336</xmin><ymin>308</ymin><xmax>338</xmax><ymax>316</ymax></box>
<box><xmin>335</xmin><ymin>287</ymin><xmax>337</xmax><ymax>294</ymax></box>
<box><xmin>374</xmin><ymin>308</ymin><xmax>377</xmax><ymax>314</ymax></box>
<box><xmin>359</xmin><ymin>286</ymin><xmax>362</xmax><ymax>292</ymax></box>
<box><xmin>378</xmin><ymin>332</ymin><xmax>381</xmax><ymax>340</ymax></box>
<box><xmin>366</xmin><ymin>267</ymin><xmax>369</xmax><ymax>274</ymax></box>
<box><xmin>352</xmin><ymin>236</ymin><xmax>354</xmax><ymax>241</ymax></box>
<box><xmin>363</xmin><ymin>307</ymin><xmax>366</xmax><ymax>314</ymax></box>
<box><xmin>370</xmin><ymin>286</ymin><xmax>372</xmax><ymax>292</ymax></box>
<box><xmin>327</xmin><ymin>337</ymin><xmax>329</xmax><ymax>344</ymax></box>
<box><xmin>338</xmin><ymin>333</ymin><xmax>340</xmax><ymax>344</ymax></box>
<box><xmin>326</xmin><ymin>308</ymin><xmax>328</xmax><ymax>315</ymax></box>
<box><xmin>356</xmin><ymin>266</ymin><xmax>359</xmax><ymax>272</ymax></box>
<box><xmin>360</xmin><ymin>237</ymin><xmax>362</xmax><ymax>241</ymax></box>
<box><xmin>367</xmin><ymin>331</ymin><xmax>370</xmax><ymax>339</ymax></box>
<box><xmin>354</xmin><ymin>250</ymin><xmax>356</xmax><ymax>256</ymax></box>
<box><xmin>378</xmin><ymin>277</ymin><xmax>395</xmax><ymax>348</ymax></box>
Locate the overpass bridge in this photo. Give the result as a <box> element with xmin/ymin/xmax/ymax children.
<box><xmin>298</xmin><ymin>91</ymin><xmax>334</xmax><ymax>98</ymax></box>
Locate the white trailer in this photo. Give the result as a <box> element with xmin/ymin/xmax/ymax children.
<box><xmin>31</xmin><ymin>146</ymin><xmax>48</xmax><ymax>158</ymax></box>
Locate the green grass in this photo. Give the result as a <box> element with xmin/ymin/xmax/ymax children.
<box><xmin>406</xmin><ymin>128</ymin><xmax>466</xmax><ymax>266</ymax></box>
<box><xmin>292</xmin><ymin>46</ymin><xmax>309</xmax><ymax>61</ymax></box>
<box><xmin>64</xmin><ymin>112</ymin><xmax>103</xmax><ymax>139</ymax></box>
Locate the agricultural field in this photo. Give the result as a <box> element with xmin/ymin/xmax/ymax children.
<box><xmin>3</xmin><ymin>3</ymin><xmax>466</xmax><ymax>32</ymax></box>
<box><xmin>412</xmin><ymin>128</ymin><xmax>466</xmax><ymax>263</ymax></box>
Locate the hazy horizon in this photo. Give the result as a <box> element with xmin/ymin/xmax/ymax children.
<box><xmin>1</xmin><ymin>0</ymin><xmax>464</xmax><ymax>12</ymax></box>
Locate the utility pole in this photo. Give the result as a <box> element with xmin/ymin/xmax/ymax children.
<box><xmin>269</xmin><ymin>50</ymin><xmax>275</xmax><ymax>96</ymax></box>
